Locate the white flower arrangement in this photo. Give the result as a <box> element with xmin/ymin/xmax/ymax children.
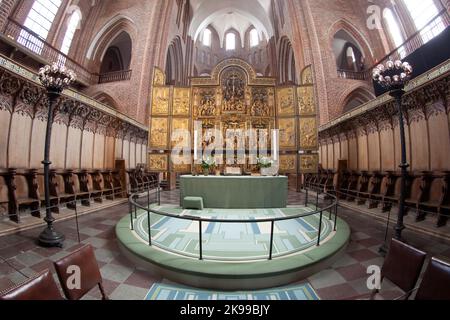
<box><xmin>257</xmin><ymin>156</ymin><xmax>273</xmax><ymax>169</ymax></box>
<box><xmin>201</xmin><ymin>156</ymin><xmax>216</xmax><ymax>169</ymax></box>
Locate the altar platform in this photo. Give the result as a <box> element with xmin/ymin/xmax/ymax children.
<box><xmin>116</xmin><ymin>203</ymin><xmax>350</xmax><ymax>290</ymax></box>
<box><xmin>180</xmin><ymin>175</ymin><xmax>288</xmax><ymax>209</ymax></box>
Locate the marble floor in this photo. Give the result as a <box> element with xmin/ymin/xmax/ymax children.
<box><xmin>1</xmin><ymin>189</ymin><xmax>450</xmax><ymax>300</ymax></box>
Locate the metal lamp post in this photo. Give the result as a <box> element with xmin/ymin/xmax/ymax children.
<box><xmin>37</xmin><ymin>63</ymin><xmax>76</xmax><ymax>247</ymax></box>
<box><xmin>372</xmin><ymin>59</ymin><xmax>413</xmax><ymax>248</ymax></box>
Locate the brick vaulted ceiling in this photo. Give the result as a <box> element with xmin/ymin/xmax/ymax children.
<box><xmin>189</xmin><ymin>0</ymin><xmax>273</xmax><ymax>46</ymax></box>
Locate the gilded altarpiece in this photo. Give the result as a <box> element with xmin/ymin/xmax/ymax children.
<box><xmin>298</xmin><ymin>66</ymin><xmax>319</xmax><ymax>173</ymax></box>
<box><xmin>147</xmin><ymin>60</ymin><xmax>320</xmax><ymax>186</ymax></box>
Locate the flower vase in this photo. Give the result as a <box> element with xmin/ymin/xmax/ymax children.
<box><xmin>260</xmin><ymin>167</ymin><xmax>272</xmax><ymax>176</ymax></box>
<box><xmin>203</xmin><ymin>168</ymin><xmax>209</xmax><ymax>176</ymax></box>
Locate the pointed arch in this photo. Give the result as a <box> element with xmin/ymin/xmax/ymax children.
<box><xmin>86</xmin><ymin>14</ymin><xmax>137</xmax><ymax>67</ymax></box>
<box><xmin>338</xmin><ymin>85</ymin><xmax>375</xmax><ymax>114</ymax></box>
<box><xmin>328</xmin><ymin>19</ymin><xmax>374</xmax><ymax>72</ymax></box>
<box><xmin>165</xmin><ymin>36</ymin><xmax>185</xmax><ymax>85</ymax></box>
<box><xmin>92</xmin><ymin>91</ymin><xmax>120</xmax><ymax>110</ymax></box>
<box><xmin>278</xmin><ymin>36</ymin><xmax>297</xmax><ymax>84</ymax></box>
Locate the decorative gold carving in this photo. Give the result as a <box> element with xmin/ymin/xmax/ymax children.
<box><xmin>279</xmin><ymin>155</ymin><xmax>297</xmax><ymax>173</ymax></box>
<box><xmin>193</xmin><ymin>88</ymin><xmax>217</xmax><ymax>117</ymax></box>
<box><xmin>251</xmin><ymin>87</ymin><xmax>270</xmax><ymax>117</ymax></box>
<box><xmin>299</xmin><ymin>118</ymin><xmax>318</xmax><ymax>149</ymax></box>
<box><xmin>191</xmin><ymin>58</ymin><xmax>276</xmax><ymax>86</ymax></box>
<box><xmin>301</xmin><ymin>66</ymin><xmax>314</xmax><ymax>85</ymax></box>
<box><xmin>277</xmin><ymin>87</ymin><xmax>295</xmax><ymax>116</ymax></box>
<box><xmin>173</xmin><ymin>87</ymin><xmax>191</xmax><ymax>116</ymax></box>
<box><xmin>297</xmin><ymin>86</ymin><xmax>316</xmax><ymax>116</ymax></box>
<box><xmin>171</xmin><ymin>118</ymin><xmax>190</xmax><ymax>148</ymax></box>
<box><xmin>172</xmin><ymin>163</ymin><xmax>191</xmax><ymax>173</ymax></box>
<box><xmin>221</xmin><ymin>67</ymin><xmax>246</xmax><ymax>114</ymax></box>
<box><xmin>148</xmin><ymin>154</ymin><xmax>168</xmax><ymax>171</ymax></box>
<box><xmin>153</xmin><ymin>68</ymin><xmax>165</xmax><ymax>86</ymax></box>
<box><xmin>150</xmin><ymin>118</ymin><xmax>168</xmax><ymax>149</ymax></box>
<box><xmin>278</xmin><ymin>118</ymin><xmax>296</xmax><ymax>149</ymax></box>
<box><xmin>151</xmin><ymin>87</ymin><xmax>170</xmax><ymax>115</ymax></box>
<box><xmin>299</xmin><ymin>154</ymin><xmax>319</xmax><ymax>173</ymax></box>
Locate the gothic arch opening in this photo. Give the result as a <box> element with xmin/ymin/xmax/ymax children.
<box><xmin>333</xmin><ymin>30</ymin><xmax>365</xmax><ymax>72</ymax></box>
<box><xmin>165</xmin><ymin>37</ymin><xmax>185</xmax><ymax>86</ymax></box>
<box><xmin>92</xmin><ymin>91</ymin><xmax>120</xmax><ymax>109</ymax></box>
<box><xmin>341</xmin><ymin>87</ymin><xmax>375</xmax><ymax>113</ymax></box>
<box><xmin>278</xmin><ymin>37</ymin><xmax>296</xmax><ymax>84</ymax></box>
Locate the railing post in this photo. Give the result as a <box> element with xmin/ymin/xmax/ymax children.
<box><xmin>199</xmin><ymin>220</ymin><xmax>203</xmax><ymax>260</ymax></box>
<box><xmin>269</xmin><ymin>221</ymin><xmax>275</xmax><ymax>260</ymax></box>
<box><xmin>317</xmin><ymin>210</ymin><xmax>323</xmax><ymax>246</ymax></box>
<box><xmin>158</xmin><ymin>181</ymin><xmax>161</xmax><ymax>205</ymax></box>
<box><xmin>334</xmin><ymin>203</ymin><xmax>338</xmax><ymax>232</ymax></box>
<box><xmin>329</xmin><ymin>196</ymin><xmax>333</xmax><ymax>220</ymax></box>
<box><xmin>129</xmin><ymin>200</ymin><xmax>134</xmax><ymax>230</ymax></box>
<box><xmin>147</xmin><ymin>210</ymin><xmax>152</xmax><ymax>246</ymax></box>
<box><xmin>305</xmin><ymin>188</ymin><xmax>309</xmax><ymax>207</ymax></box>
<box><xmin>134</xmin><ymin>196</ymin><xmax>137</xmax><ymax>219</ymax></box>
<box><xmin>316</xmin><ymin>189</ymin><xmax>319</xmax><ymax>209</ymax></box>
<box><xmin>147</xmin><ymin>184</ymin><xmax>150</xmax><ymax>208</ymax></box>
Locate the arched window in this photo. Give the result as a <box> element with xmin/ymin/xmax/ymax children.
<box><xmin>226</xmin><ymin>33</ymin><xmax>236</xmax><ymax>51</ymax></box>
<box><xmin>346</xmin><ymin>46</ymin><xmax>357</xmax><ymax>70</ymax></box>
<box><xmin>384</xmin><ymin>8</ymin><xmax>405</xmax><ymax>57</ymax></box>
<box><xmin>61</xmin><ymin>10</ymin><xmax>81</xmax><ymax>55</ymax></box>
<box><xmin>202</xmin><ymin>28</ymin><xmax>212</xmax><ymax>47</ymax></box>
<box><xmin>403</xmin><ymin>0</ymin><xmax>445</xmax><ymax>43</ymax></box>
<box><xmin>250</xmin><ymin>29</ymin><xmax>259</xmax><ymax>47</ymax></box>
<box><xmin>18</xmin><ymin>0</ymin><xmax>62</xmax><ymax>54</ymax></box>
<box><xmin>384</xmin><ymin>9</ymin><xmax>404</xmax><ymax>48</ymax></box>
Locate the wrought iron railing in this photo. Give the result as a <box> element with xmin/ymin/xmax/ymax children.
<box><xmin>337</xmin><ymin>69</ymin><xmax>371</xmax><ymax>81</ymax></box>
<box><xmin>99</xmin><ymin>70</ymin><xmax>132</xmax><ymax>84</ymax></box>
<box><xmin>1</xmin><ymin>18</ymin><xmax>133</xmax><ymax>86</ymax></box>
<box><xmin>337</xmin><ymin>9</ymin><xmax>450</xmax><ymax>81</ymax></box>
<box><xmin>2</xmin><ymin>18</ymin><xmax>98</xmax><ymax>85</ymax></box>
<box><xmin>128</xmin><ymin>182</ymin><xmax>339</xmax><ymax>262</ymax></box>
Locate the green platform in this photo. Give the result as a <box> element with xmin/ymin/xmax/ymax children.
<box><xmin>116</xmin><ymin>206</ymin><xmax>350</xmax><ymax>290</ymax></box>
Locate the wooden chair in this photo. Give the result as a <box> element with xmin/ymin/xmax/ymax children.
<box><xmin>351</xmin><ymin>238</ymin><xmax>426</xmax><ymax>300</ymax></box>
<box><xmin>111</xmin><ymin>170</ymin><xmax>124</xmax><ymax>198</ymax></box>
<box><xmin>382</xmin><ymin>174</ymin><xmax>402</xmax><ymax>213</ymax></box>
<box><xmin>36</xmin><ymin>173</ymin><xmax>59</xmax><ymax>214</ymax></box>
<box><xmin>54</xmin><ymin>172</ymin><xmax>76</xmax><ymax>209</ymax></box>
<box><xmin>87</xmin><ymin>172</ymin><xmax>103</xmax><ymax>203</ymax></box>
<box><xmin>9</xmin><ymin>169</ymin><xmax>40</xmax><ymax>222</ymax></box>
<box><xmin>72</xmin><ymin>172</ymin><xmax>90</xmax><ymax>206</ymax></box>
<box><xmin>404</xmin><ymin>174</ymin><xmax>428</xmax><ymax>221</ymax></box>
<box><xmin>414</xmin><ymin>257</ymin><xmax>450</xmax><ymax>300</ymax></box>
<box><xmin>101</xmin><ymin>171</ymin><xmax>114</xmax><ymax>200</ymax></box>
<box><xmin>0</xmin><ymin>173</ymin><xmax>9</xmax><ymax>216</ymax></box>
<box><xmin>0</xmin><ymin>269</ymin><xmax>63</xmax><ymax>300</ymax></box>
<box><xmin>53</xmin><ymin>244</ymin><xmax>108</xmax><ymax>300</ymax></box>
<box><xmin>421</xmin><ymin>174</ymin><xmax>447</xmax><ymax>227</ymax></box>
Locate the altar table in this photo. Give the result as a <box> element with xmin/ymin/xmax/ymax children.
<box><xmin>179</xmin><ymin>175</ymin><xmax>288</xmax><ymax>209</ymax></box>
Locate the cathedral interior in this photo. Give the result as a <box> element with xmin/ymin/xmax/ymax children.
<box><xmin>0</xmin><ymin>0</ymin><xmax>449</xmax><ymax>303</ymax></box>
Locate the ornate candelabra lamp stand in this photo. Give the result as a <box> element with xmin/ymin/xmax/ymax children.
<box><xmin>37</xmin><ymin>63</ymin><xmax>76</xmax><ymax>247</ymax></box>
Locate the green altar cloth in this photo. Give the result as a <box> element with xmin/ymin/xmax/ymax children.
<box><xmin>179</xmin><ymin>175</ymin><xmax>288</xmax><ymax>209</ymax></box>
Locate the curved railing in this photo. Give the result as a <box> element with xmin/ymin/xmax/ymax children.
<box><xmin>128</xmin><ymin>183</ymin><xmax>339</xmax><ymax>262</ymax></box>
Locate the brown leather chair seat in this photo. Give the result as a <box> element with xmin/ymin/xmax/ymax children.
<box><xmin>0</xmin><ymin>269</ymin><xmax>64</xmax><ymax>300</ymax></box>
<box><xmin>54</xmin><ymin>244</ymin><xmax>108</xmax><ymax>300</ymax></box>
<box><xmin>414</xmin><ymin>257</ymin><xmax>450</xmax><ymax>300</ymax></box>
<box><xmin>349</xmin><ymin>238</ymin><xmax>427</xmax><ymax>300</ymax></box>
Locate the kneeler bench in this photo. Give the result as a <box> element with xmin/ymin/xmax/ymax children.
<box><xmin>183</xmin><ymin>197</ymin><xmax>204</xmax><ymax>210</ymax></box>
